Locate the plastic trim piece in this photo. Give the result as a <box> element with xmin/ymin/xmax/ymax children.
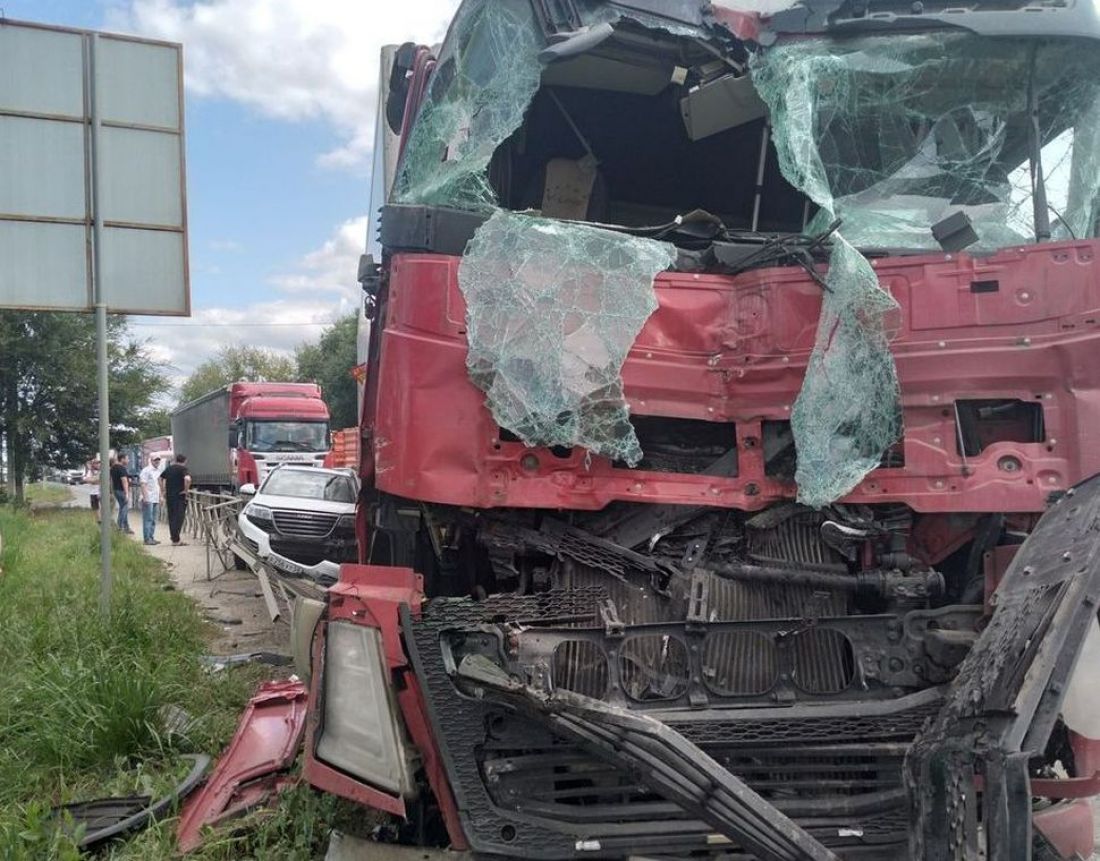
<box><xmin>52</xmin><ymin>754</ymin><xmax>209</xmax><ymax>850</ymax></box>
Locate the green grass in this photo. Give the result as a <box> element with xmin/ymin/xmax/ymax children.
<box><xmin>23</xmin><ymin>483</ymin><xmax>74</xmax><ymax>506</ymax></box>
<box><xmin>0</xmin><ymin>508</ymin><xmax>357</xmax><ymax>860</ymax></box>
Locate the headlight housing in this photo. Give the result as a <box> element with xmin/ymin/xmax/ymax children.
<box><xmin>316</xmin><ymin>621</ymin><xmax>415</xmax><ymax>796</ymax></box>
<box><xmin>335</xmin><ymin>514</ymin><xmax>356</xmax><ymax>531</ymax></box>
<box><xmin>243</xmin><ymin>503</ymin><xmax>273</xmax><ymax>529</ymax></box>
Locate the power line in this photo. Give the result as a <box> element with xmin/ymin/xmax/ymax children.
<box><xmin>132</xmin><ymin>320</ymin><xmax>336</xmax><ymax>328</ymax></box>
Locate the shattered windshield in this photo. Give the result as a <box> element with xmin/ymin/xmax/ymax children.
<box><xmin>392</xmin><ymin>0</ymin><xmax>543</xmax><ymax>211</ymax></box>
<box><xmin>753</xmin><ymin>33</ymin><xmax>1100</xmax><ymax>249</ymax></box>
<box><xmin>459</xmin><ymin>211</ymin><xmax>676</xmax><ymax>465</ymax></box>
<box><xmin>751</xmin><ymin>32</ymin><xmax>1100</xmax><ymax>503</ymax></box>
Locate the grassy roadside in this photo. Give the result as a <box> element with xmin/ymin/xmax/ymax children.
<box><xmin>23</xmin><ymin>482</ymin><xmax>74</xmax><ymax>506</ymax></box>
<box><xmin>0</xmin><ymin>508</ymin><xmax>349</xmax><ymax>860</ymax></box>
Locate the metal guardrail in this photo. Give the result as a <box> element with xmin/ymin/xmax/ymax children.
<box><xmin>180</xmin><ymin>489</ymin><xmax>326</xmax><ymax>624</ymax></box>
<box><xmin>184</xmin><ymin>490</ymin><xmax>243</xmax><ymax>580</ymax></box>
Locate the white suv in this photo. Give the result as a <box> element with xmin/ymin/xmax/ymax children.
<box><xmin>237</xmin><ymin>465</ymin><xmax>358</xmax><ymax>584</ymax></box>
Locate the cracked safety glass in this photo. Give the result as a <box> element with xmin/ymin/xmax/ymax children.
<box><xmin>458</xmin><ymin>211</ymin><xmax>676</xmax><ymax>466</ymax></box>
<box><xmin>392</xmin><ymin>0</ymin><xmax>543</xmax><ymax>211</ymax></box>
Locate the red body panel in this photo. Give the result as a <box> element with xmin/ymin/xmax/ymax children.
<box><xmin>371</xmin><ymin>243</ymin><xmax>1100</xmax><ymax>513</ymax></box>
<box><xmin>302</xmin><ymin>565</ymin><xmax>468</xmax><ymax>850</ymax></box>
<box><xmin>177</xmin><ymin>678</ymin><xmax>308</xmax><ymax>854</ymax></box>
<box><xmin>227</xmin><ymin>381</ymin><xmax>325</xmax><ymax>417</ymax></box>
<box><xmin>1032</xmin><ymin>799</ymin><xmax>1096</xmax><ymax>859</ymax></box>
<box><xmin>235</xmin><ymin>395</ymin><xmax>330</xmax><ymax>422</ymax></box>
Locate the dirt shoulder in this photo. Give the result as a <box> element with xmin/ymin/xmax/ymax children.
<box><xmin>126</xmin><ymin>517</ymin><xmax>288</xmax><ymax>655</ymax></box>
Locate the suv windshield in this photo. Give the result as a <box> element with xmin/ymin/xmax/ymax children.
<box><xmin>261</xmin><ymin>470</ymin><xmax>356</xmax><ymax>503</ymax></box>
<box><xmin>246</xmin><ymin>421</ymin><xmax>329</xmax><ymax>453</ymax></box>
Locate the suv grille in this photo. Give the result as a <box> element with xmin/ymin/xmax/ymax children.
<box><xmin>272</xmin><ymin>510</ymin><xmax>338</xmax><ymax>538</ymax></box>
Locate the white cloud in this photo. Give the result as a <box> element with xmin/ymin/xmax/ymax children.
<box><xmin>113</xmin><ymin>0</ymin><xmax>460</xmax><ymax>170</ymax></box>
<box><xmin>209</xmin><ymin>238</ymin><xmax>242</xmax><ymax>252</ymax></box>
<box><xmin>131</xmin><ymin>215</ymin><xmax>366</xmax><ymax>392</ymax></box>
<box><xmin>272</xmin><ymin>216</ymin><xmax>367</xmax><ymax>296</ymax></box>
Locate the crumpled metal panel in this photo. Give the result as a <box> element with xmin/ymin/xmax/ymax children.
<box><xmin>458</xmin><ymin>211</ymin><xmax>676</xmax><ymax>465</ymax></box>
<box><xmin>392</xmin><ymin>0</ymin><xmax>542</xmax><ymax>211</ymax></box>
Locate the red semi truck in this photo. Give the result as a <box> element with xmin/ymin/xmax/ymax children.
<box><xmin>171</xmin><ymin>382</ymin><xmax>330</xmax><ymax>491</ymax></box>
<box><xmin>285</xmin><ymin>2</ymin><xmax>1100</xmax><ymax>859</ymax></box>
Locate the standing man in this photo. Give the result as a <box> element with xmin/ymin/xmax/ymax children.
<box><xmin>160</xmin><ymin>453</ymin><xmax>191</xmax><ymax>547</ymax></box>
<box><xmin>110</xmin><ymin>453</ymin><xmax>133</xmax><ymax>534</ymax></box>
<box><xmin>139</xmin><ymin>454</ymin><xmax>163</xmax><ymax>546</ymax></box>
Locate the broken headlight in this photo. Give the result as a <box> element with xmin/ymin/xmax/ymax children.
<box><xmin>316</xmin><ymin>621</ymin><xmax>415</xmax><ymax>796</ymax></box>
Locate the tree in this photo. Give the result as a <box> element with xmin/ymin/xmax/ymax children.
<box><xmin>295</xmin><ymin>314</ymin><xmax>359</xmax><ymax>429</ymax></box>
<box><xmin>177</xmin><ymin>345</ymin><xmax>297</xmax><ymax>406</ymax></box>
<box><xmin>135</xmin><ymin>407</ymin><xmax>172</xmax><ymax>439</ymax></box>
<box><xmin>0</xmin><ymin>311</ymin><xmax>169</xmax><ymax>503</ymax></box>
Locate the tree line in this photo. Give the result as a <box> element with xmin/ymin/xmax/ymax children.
<box><xmin>0</xmin><ymin>311</ymin><xmax>358</xmax><ymax>503</ymax></box>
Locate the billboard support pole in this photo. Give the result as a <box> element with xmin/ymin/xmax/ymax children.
<box><xmin>95</xmin><ymin>301</ymin><xmax>112</xmax><ymax>617</ymax></box>
<box><xmin>88</xmin><ymin>33</ymin><xmax>112</xmax><ymax>618</ymax></box>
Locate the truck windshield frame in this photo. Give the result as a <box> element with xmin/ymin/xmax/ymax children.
<box><xmin>244</xmin><ymin>420</ymin><xmax>330</xmax><ymax>453</ymax></box>
<box><xmin>396</xmin><ymin>4</ymin><xmax>1100</xmax><ymax>251</ymax></box>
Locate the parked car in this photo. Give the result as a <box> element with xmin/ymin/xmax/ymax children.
<box><xmin>237</xmin><ymin>465</ymin><xmax>358</xmax><ymax>584</ymax></box>
<box><xmin>66</xmin><ymin>469</ymin><xmax>85</xmax><ymax>485</ymax></box>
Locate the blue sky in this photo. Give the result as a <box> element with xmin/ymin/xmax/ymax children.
<box><xmin>4</xmin><ymin>0</ymin><xmax>459</xmax><ymax>385</ymax></box>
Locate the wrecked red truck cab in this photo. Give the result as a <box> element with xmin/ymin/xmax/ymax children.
<box><xmin>301</xmin><ymin>1</ymin><xmax>1100</xmax><ymax>858</ymax></box>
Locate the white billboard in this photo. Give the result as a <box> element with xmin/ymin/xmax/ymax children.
<box><xmin>0</xmin><ymin>20</ymin><xmax>188</xmax><ymax>315</ymax></box>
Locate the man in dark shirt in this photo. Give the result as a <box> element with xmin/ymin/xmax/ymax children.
<box><xmin>110</xmin><ymin>454</ymin><xmax>133</xmax><ymax>534</ymax></box>
<box><xmin>160</xmin><ymin>453</ymin><xmax>192</xmax><ymax>546</ymax></box>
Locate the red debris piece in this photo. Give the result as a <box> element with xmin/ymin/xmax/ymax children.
<box><xmin>176</xmin><ymin>678</ymin><xmax>308</xmax><ymax>854</ymax></box>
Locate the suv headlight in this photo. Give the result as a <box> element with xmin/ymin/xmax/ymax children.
<box><xmin>243</xmin><ymin>503</ymin><xmax>273</xmax><ymax>525</ymax></box>
<box><xmin>316</xmin><ymin>621</ymin><xmax>415</xmax><ymax>796</ymax></box>
<box><xmin>335</xmin><ymin>514</ymin><xmax>356</xmax><ymax>531</ymax></box>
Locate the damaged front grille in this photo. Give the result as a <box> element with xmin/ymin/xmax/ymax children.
<box><xmin>402</xmin><ymin>585</ymin><xmax>942</xmax><ymax>859</ymax></box>
<box><xmin>392</xmin><ymin>489</ymin><xmax>986</xmax><ymax>859</ymax></box>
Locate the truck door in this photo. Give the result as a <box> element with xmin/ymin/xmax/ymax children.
<box><xmin>357</xmin><ymin>43</ymin><xmax>435</xmax><ymax>484</ymax></box>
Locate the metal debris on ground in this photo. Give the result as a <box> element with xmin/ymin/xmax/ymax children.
<box><xmin>326</xmin><ymin>831</ymin><xmax>474</xmax><ymax>861</ymax></box>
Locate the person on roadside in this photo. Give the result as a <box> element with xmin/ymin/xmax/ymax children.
<box><xmin>139</xmin><ymin>454</ymin><xmax>163</xmax><ymax>546</ymax></box>
<box><xmin>110</xmin><ymin>453</ymin><xmax>133</xmax><ymax>534</ymax></box>
<box><xmin>160</xmin><ymin>453</ymin><xmax>191</xmax><ymax>546</ymax></box>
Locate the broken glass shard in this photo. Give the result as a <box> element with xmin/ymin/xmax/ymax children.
<box><xmin>459</xmin><ymin>211</ymin><xmax>676</xmax><ymax>466</ymax></box>
<box><xmin>392</xmin><ymin>0</ymin><xmax>543</xmax><ymax>212</ymax></box>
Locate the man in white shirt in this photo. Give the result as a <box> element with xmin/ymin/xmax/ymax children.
<box><xmin>139</xmin><ymin>454</ymin><xmax>163</xmax><ymax>546</ymax></box>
